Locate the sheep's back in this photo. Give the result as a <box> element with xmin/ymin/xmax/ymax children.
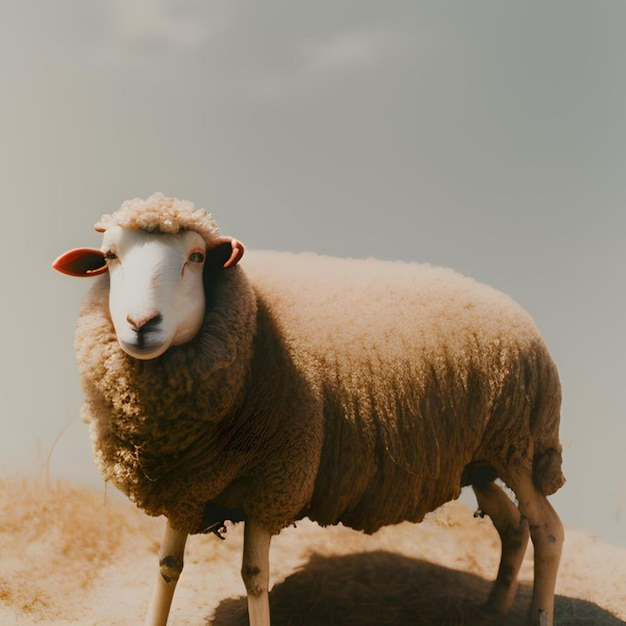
<box><xmin>243</xmin><ymin>251</ymin><xmax>542</xmax><ymax>377</ymax></box>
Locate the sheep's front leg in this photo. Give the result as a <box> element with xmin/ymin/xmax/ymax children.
<box><xmin>145</xmin><ymin>520</ymin><xmax>188</xmax><ymax>626</ymax></box>
<box><xmin>242</xmin><ymin>520</ymin><xmax>272</xmax><ymax>626</ymax></box>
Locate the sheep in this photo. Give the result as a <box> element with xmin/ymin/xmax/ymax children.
<box><xmin>53</xmin><ymin>192</ymin><xmax>565</xmax><ymax>626</ymax></box>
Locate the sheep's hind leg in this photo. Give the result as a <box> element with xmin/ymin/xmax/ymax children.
<box><xmin>473</xmin><ymin>480</ymin><xmax>530</xmax><ymax>615</ymax></box>
<box><xmin>242</xmin><ymin>519</ymin><xmax>272</xmax><ymax>626</ymax></box>
<box><xmin>145</xmin><ymin>520</ymin><xmax>188</xmax><ymax>626</ymax></box>
<box><xmin>512</xmin><ymin>477</ymin><xmax>564</xmax><ymax>626</ymax></box>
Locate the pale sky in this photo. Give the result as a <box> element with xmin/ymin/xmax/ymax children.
<box><xmin>1</xmin><ymin>1</ymin><xmax>625</xmax><ymax>546</ymax></box>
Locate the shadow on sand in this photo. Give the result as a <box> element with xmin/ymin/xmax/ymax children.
<box><xmin>209</xmin><ymin>551</ymin><xmax>624</xmax><ymax>626</ymax></box>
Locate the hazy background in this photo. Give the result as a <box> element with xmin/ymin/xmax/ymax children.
<box><xmin>1</xmin><ymin>1</ymin><xmax>624</xmax><ymax>547</ymax></box>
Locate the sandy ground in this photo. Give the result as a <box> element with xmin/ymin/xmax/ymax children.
<box><xmin>0</xmin><ymin>477</ymin><xmax>624</xmax><ymax>626</ymax></box>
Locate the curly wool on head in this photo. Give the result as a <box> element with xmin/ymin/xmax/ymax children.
<box><xmin>94</xmin><ymin>192</ymin><xmax>221</xmax><ymax>242</ymax></box>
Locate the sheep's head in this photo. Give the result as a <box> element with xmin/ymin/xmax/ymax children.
<box><xmin>53</xmin><ymin>194</ymin><xmax>244</xmax><ymax>360</ymax></box>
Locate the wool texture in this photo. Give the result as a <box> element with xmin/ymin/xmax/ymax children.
<box><xmin>244</xmin><ymin>251</ymin><xmax>564</xmax><ymax>533</ymax></box>
<box><xmin>94</xmin><ymin>192</ymin><xmax>220</xmax><ymax>242</ymax></box>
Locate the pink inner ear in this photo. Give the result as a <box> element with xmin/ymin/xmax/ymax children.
<box><xmin>222</xmin><ymin>238</ymin><xmax>245</xmax><ymax>268</ymax></box>
<box><xmin>52</xmin><ymin>248</ymin><xmax>108</xmax><ymax>277</ymax></box>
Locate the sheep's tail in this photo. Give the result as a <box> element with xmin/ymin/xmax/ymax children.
<box><xmin>533</xmin><ymin>447</ymin><xmax>565</xmax><ymax>496</ymax></box>
<box><xmin>530</xmin><ymin>344</ymin><xmax>566</xmax><ymax>496</ymax></box>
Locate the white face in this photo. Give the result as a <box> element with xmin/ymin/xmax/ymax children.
<box><xmin>101</xmin><ymin>227</ymin><xmax>207</xmax><ymax>360</ymax></box>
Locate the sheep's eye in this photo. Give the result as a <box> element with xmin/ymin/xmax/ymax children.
<box><xmin>104</xmin><ymin>251</ymin><xmax>117</xmax><ymax>261</ymax></box>
<box><xmin>189</xmin><ymin>251</ymin><xmax>205</xmax><ymax>263</ymax></box>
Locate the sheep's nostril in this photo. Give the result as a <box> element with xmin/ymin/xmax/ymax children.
<box><xmin>127</xmin><ymin>313</ymin><xmax>163</xmax><ymax>333</ymax></box>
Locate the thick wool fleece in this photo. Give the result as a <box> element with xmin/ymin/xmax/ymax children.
<box><xmin>244</xmin><ymin>251</ymin><xmax>564</xmax><ymax>533</ymax></box>
<box><xmin>75</xmin><ymin>196</ymin><xmax>564</xmax><ymax>536</ymax></box>
<box><xmin>76</xmin><ymin>267</ymin><xmax>261</xmax><ymax>532</ymax></box>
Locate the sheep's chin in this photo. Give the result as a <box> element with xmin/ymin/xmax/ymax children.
<box><xmin>118</xmin><ymin>339</ymin><xmax>171</xmax><ymax>360</ymax></box>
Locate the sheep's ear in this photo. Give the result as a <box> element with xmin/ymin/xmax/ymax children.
<box><xmin>207</xmin><ymin>237</ymin><xmax>245</xmax><ymax>269</ymax></box>
<box><xmin>52</xmin><ymin>248</ymin><xmax>108</xmax><ymax>277</ymax></box>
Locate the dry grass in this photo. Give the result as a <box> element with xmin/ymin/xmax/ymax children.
<box><xmin>0</xmin><ymin>477</ymin><xmax>624</xmax><ymax>625</ymax></box>
<box><xmin>0</xmin><ymin>476</ymin><xmax>155</xmax><ymax>622</ymax></box>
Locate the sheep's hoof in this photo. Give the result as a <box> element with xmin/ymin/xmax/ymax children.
<box><xmin>480</xmin><ymin>599</ymin><xmax>507</xmax><ymax>618</ymax></box>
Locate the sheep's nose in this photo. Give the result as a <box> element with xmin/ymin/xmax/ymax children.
<box><xmin>127</xmin><ymin>312</ymin><xmax>162</xmax><ymax>332</ymax></box>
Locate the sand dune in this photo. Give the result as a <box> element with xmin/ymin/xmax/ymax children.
<box><xmin>0</xmin><ymin>477</ymin><xmax>624</xmax><ymax>625</ymax></box>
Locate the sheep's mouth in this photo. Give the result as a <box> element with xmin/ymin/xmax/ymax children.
<box><xmin>133</xmin><ymin>322</ymin><xmax>160</xmax><ymax>347</ymax></box>
<box><xmin>119</xmin><ymin>334</ymin><xmax>171</xmax><ymax>360</ymax></box>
